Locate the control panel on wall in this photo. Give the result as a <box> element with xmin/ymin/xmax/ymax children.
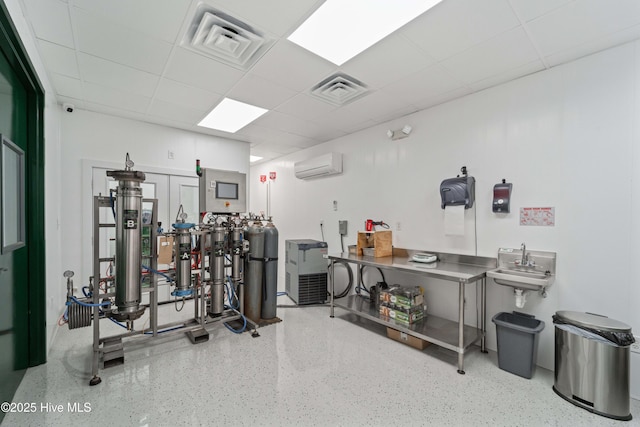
<box><xmin>493</xmin><ymin>180</ymin><xmax>512</xmax><ymax>213</ymax></box>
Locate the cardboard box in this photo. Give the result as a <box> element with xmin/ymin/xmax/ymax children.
<box><xmin>379</xmin><ymin>304</ymin><xmax>424</xmax><ymax>325</ymax></box>
<box><xmin>157</xmin><ymin>236</ymin><xmax>174</xmax><ymax>265</ymax></box>
<box><xmin>392</xmin><ymin>291</ymin><xmax>424</xmax><ymax>310</ymax></box>
<box><xmin>386</xmin><ymin>327</ymin><xmax>429</xmax><ymax>350</ymax></box>
<box><xmin>356</xmin><ymin>230</ymin><xmax>392</xmax><ymax>257</ymax></box>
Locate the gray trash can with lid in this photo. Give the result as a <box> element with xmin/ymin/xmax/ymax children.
<box><xmin>553</xmin><ymin>310</ymin><xmax>635</xmax><ymax>421</ymax></box>
<box><xmin>492</xmin><ymin>311</ymin><xmax>545</xmax><ymax>379</ymax></box>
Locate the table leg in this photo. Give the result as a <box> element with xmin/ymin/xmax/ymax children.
<box><xmin>457</xmin><ymin>280</ymin><xmax>465</xmax><ymax>375</ymax></box>
<box><xmin>330</xmin><ymin>260</ymin><xmax>335</xmax><ymax>318</ymax></box>
<box><xmin>481</xmin><ymin>278</ymin><xmax>487</xmax><ymax>353</ymax></box>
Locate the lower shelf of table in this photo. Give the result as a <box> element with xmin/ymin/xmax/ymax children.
<box><xmin>332</xmin><ymin>295</ymin><xmax>482</xmax><ymax>353</ymax></box>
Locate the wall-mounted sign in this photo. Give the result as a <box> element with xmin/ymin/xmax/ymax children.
<box><xmin>520</xmin><ymin>207</ymin><xmax>555</xmax><ymax>226</ymax></box>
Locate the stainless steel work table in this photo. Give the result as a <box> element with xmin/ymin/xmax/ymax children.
<box><xmin>328</xmin><ymin>249</ymin><xmax>496</xmax><ymax>374</ymax></box>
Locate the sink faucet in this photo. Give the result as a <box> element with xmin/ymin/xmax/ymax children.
<box><xmin>520</xmin><ymin>243</ymin><xmax>526</xmax><ymax>265</ymax></box>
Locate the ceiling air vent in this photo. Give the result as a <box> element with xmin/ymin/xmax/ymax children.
<box><xmin>310</xmin><ymin>73</ymin><xmax>369</xmax><ymax>106</ymax></box>
<box><xmin>183</xmin><ymin>6</ymin><xmax>274</xmax><ymax>70</ymax></box>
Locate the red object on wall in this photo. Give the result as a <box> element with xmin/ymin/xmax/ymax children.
<box><xmin>269</xmin><ymin>171</ymin><xmax>276</xmax><ymax>180</ymax></box>
<box><xmin>260</xmin><ymin>175</ymin><xmax>267</xmax><ymax>183</ymax></box>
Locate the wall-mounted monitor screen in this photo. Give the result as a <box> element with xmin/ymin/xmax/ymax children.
<box><xmin>216</xmin><ymin>181</ymin><xmax>238</xmax><ymax>200</ymax></box>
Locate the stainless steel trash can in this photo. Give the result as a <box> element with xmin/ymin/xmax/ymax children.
<box><xmin>553</xmin><ymin>311</ymin><xmax>634</xmax><ymax>421</ymax></box>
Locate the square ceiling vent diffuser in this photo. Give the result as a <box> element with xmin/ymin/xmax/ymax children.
<box><xmin>183</xmin><ymin>6</ymin><xmax>274</xmax><ymax>70</ymax></box>
<box><xmin>310</xmin><ymin>73</ymin><xmax>369</xmax><ymax>106</ymax></box>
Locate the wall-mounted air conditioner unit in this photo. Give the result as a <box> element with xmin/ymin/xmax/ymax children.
<box><xmin>294</xmin><ymin>152</ymin><xmax>343</xmax><ymax>179</ymax></box>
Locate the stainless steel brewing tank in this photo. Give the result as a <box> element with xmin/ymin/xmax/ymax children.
<box><xmin>208</xmin><ymin>226</ymin><xmax>226</xmax><ymax>316</ymax></box>
<box><xmin>553</xmin><ymin>311</ymin><xmax>633</xmax><ymax>421</ymax></box>
<box><xmin>172</xmin><ymin>223</ymin><xmax>194</xmax><ymax>297</ymax></box>
<box><xmin>106</xmin><ymin>169</ymin><xmax>146</xmax><ymax>322</ymax></box>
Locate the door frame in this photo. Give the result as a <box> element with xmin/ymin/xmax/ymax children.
<box><xmin>0</xmin><ymin>2</ymin><xmax>46</xmax><ymax>365</ymax></box>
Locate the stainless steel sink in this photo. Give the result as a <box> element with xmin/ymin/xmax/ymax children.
<box><xmin>486</xmin><ymin>247</ymin><xmax>556</xmax><ymax>292</ymax></box>
<box><xmin>487</xmin><ymin>268</ymin><xmax>554</xmax><ymax>291</ymax></box>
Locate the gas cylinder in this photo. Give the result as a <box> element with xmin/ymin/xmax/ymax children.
<box><xmin>261</xmin><ymin>218</ymin><xmax>279</xmax><ymax>319</ymax></box>
<box><xmin>244</xmin><ymin>220</ymin><xmax>265</xmax><ymax>323</ymax></box>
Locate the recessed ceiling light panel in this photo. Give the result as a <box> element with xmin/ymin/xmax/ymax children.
<box><xmin>198</xmin><ymin>98</ymin><xmax>268</xmax><ymax>133</ymax></box>
<box><xmin>288</xmin><ymin>0</ymin><xmax>443</xmax><ymax>65</ymax></box>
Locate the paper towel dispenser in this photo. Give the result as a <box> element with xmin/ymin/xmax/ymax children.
<box><xmin>440</xmin><ymin>169</ymin><xmax>475</xmax><ymax>209</ymax></box>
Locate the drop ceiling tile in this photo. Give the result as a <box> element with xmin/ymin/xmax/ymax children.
<box><xmin>467</xmin><ymin>60</ymin><xmax>545</xmax><ymax>92</ymax></box>
<box><xmin>83</xmin><ymin>82</ymin><xmax>151</xmax><ymax>113</ymax></box>
<box><xmin>310</xmin><ymin>108</ymin><xmax>377</xmax><ymax>134</ymax></box>
<box><xmin>251</xmin><ymin>111</ymin><xmax>326</xmax><ymax>139</ymax></box>
<box><xmin>371</xmin><ymin>105</ymin><xmax>420</xmax><ymax>125</ymax></box>
<box><xmin>237</xmin><ymin>124</ymin><xmax>311</xmax><ymax>148</ymax></box>
<box><xmin>37</xmin><ymin>40</ymin><xmax>79</xmax><ymax>78</ymax></box>
<box><xmin>72</xmin><ymin>0</ymin><xmax>191</xmax><ymax>43</ymax></box>
<box><xmin>545</xmin><ymin>23</ymin><xmax>640</xmax><ymax>67</ymax></box>
<box><xmin>23</xmin><ymin>0</ymin><xmax>74</xmax><ymax>48</ymax></box>
<box><xmin>310</xmin><ymin>128</ymin><xmax>348</xmax><ymax>142</ymax></box>
<box><xmin>154</xmin><ymin>78</ymin><xmax>222</xmax><ymax>111</ymax></box>
<box><xmin>341</xmin><ymin>34</ymin><xmax>435</xmax><ymax>89</ymax></box>
<box><xmin>83</xmin><ymin>101</ymin><xmax>149</xmax><ymax>123</ymax></box>
<box><xmin>249</xmin><ymin>40</ymin><xmax>336</xmax><ymax>92</ymax></box>
<box><xmin>527</xmin><ymin>0</ymin><xmax>640</xmax><ymax>56</ymax></box>
<box><xmin>227</xmin><ymin>74</ymin><xmax>297</xmax><ymax>110</ymax></box>
<box><xmin>413</xmin><ymin>86</ymin><xmax>473</xmax><ymax>111</ymax></box>
<box><xmin>400</xmin><ymin>0</ymin><xmax>520</xmax><ymax>60</ymax></box>
<box><xmin>73</xmin><ymin>8</ymin><xmax>172</xmax><ymax>74</ymax></box>
<box><xmin>164</xmin><ymin>47</ymin><xmax>245</xmax><ymax>93</ymax></box>
<box><xmin>50</xmin><ymin>73</ymin><xmax>83</xmax><ymax>99</ymax></box>
<box><xmin>147</xmin><ymin>99</ymin><xmax>205</xmax><ymax>124</ymax></box>
<box><xmin>275</xmin><ymin>93</ymin><xmax>337</xmax><ymax>120</ymax></box>
<box><xmin>380</xmin><ymin>64</ymin><xmax>464</xmax><ymax>105</ymax></box>
<box><xmin>338</xmin><ymin>89</ymin><xmax>416</xmax><ymax>124</ymax></box>
<box><xmin>205</xmin><ymin>0</ymin><xmax>321</xmax><ymax>37</ymax></box>
<box><xmin>250</xmin><ymin>143</ymin><xmax>299</xmax><ymax>157</ymax></box>
<box><xmin>440</xmin><ymin>27</ymin><xmax>540</xmax><ymax>84</ymax></box>
<box><xmin>78</xmin><ymin>54</ymin><xmax>160</xmax><ymax>97</ymax></box>
<box><xmin>508</xmin><ymin>0</ymin><xmax>573</xmax><ymax>22</ymax></box>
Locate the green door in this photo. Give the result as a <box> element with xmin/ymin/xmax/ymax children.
<box><xmin>0</xmin><ymin>3</ymin><xmax>46</xmax><ymax>423</ymax></box>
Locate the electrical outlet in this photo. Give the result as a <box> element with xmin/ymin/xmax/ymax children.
<box><xmin>168</xmin><ymin>150</ymin><xmax>175</xmax><ymax>159</ymax></box>
<box><xmin>320</xmin><ymin>219</ymin><xmax>324</xmax><ymax>227</ymax></box>
<box><xmin>396</xmin><ymin>221</ymin><xmax>402</xmax><ymax>231</ymax></box>
<box><xmin>632</xmin><ymin>337</ymin><xmax>640</xmax><ymax>354</ymax></box>
<box><xmin>339</xmin><ymin>220</ymin><xmax>347</xmax><ymax>235</ymax></box>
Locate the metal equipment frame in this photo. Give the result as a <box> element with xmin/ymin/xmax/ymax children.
<box><xmin>329</xmin><ymin>248</ymin><xmax>496</xmax><ymax>374</ymax></box>
<box><xmin>89</xmin><ymin>196</ymin><xmax>257</xmax><ymax>386</ymax></box>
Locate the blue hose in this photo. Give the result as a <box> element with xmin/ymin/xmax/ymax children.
<box><xmin>68</xmin><ymin>295</ymin><xmax>111</xmax><ymax>308</ymax></box>
<box><xmin>76</xmin><ymin>283</ymin><xmax>184</xmax><ymax>334</ymax></box>
<box><xmin>224</xmin><ymin>277</ymin><xmax>247</xmax><ymax>333</ymax></box>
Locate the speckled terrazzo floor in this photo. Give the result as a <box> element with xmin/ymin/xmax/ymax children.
<box><xmin>3</xmin><ymin>300</ymin><xmax>639</xmax><ymax>427</ymax></box>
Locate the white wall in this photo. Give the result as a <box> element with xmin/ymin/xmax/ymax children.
<box><xmin>60</xmin><ymin>110</ymin><xmax>250</xmax><ymax>286</ymax></box>
<box><xmin>251</xmin><ymin>41</ymin><xmax>640</xmax><ymax>371</ymax></box>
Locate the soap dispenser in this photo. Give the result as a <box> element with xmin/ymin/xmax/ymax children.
<box><xmin>492</xmin><ymin>179</ymin><xmax>512</xmax><ymax>213</ymax></box>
